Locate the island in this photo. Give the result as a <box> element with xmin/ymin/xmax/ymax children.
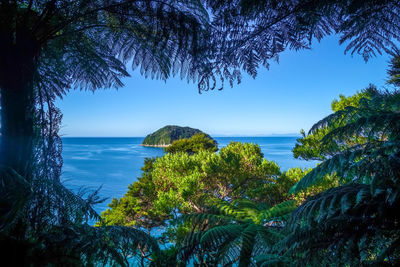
<box><xmin>141</xmin><ymin>125</ymin><xmax>214</xmax><ymax>147</ymax></box>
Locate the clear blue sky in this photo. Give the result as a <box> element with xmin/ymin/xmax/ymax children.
<box><xmin>56</xmin><ymin>35</ymin><xmax>391</xmax><ymax>137</ymax></box>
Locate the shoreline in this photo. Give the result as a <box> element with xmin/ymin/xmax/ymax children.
<box><xmin>141</xmin><ymin>144</ymin><xmax>170</xmax><ymax>147</ymax></box>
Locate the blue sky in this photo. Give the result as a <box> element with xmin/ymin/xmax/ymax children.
<box><xmin>56</xmin><ymin>35</ymin><xmax>391</xmax><ymax>137</ymax></box>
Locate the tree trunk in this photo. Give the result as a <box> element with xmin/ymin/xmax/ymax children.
<box><xmin>0</xmin><ymin>31</ymin><xmax>37</xmax><ymax>180</ymax></box>
<box><xmin>0</xmin><ymin>83</ymin><xmax>35</xmax><ymax>179</ymax></box>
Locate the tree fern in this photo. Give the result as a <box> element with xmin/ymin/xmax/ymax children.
<box><xmin>1</xmin><ymin>2</ymin><xmax>211</xmax><ymax>265</ymax></box>
<box><xmin>0</xmin><ymin>166</ymin><xmax>30</xmax><ymax>232</ymax></box>
<box><xmin>282</xmin><ymin>88</ymin><xmax>400</xmax><ymax>266</ymax></box>
<box><xmin>178</xmin><ymin>199</ymin><xmax>296</xmax><ymax>266</ymax></box>
<box><xmin>0</xmin><ymin>168</ymin><xmax>159</xmax><ymax>266</ymax></box>
<box><xmin>199</xmin><ymin>0</ymin><xmax>400</xmax><ymax>91</ymax></box>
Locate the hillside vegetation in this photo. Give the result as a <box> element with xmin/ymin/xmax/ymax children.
<box><xmin>165</xmin><ymin>133</ymin><xmax>218</xmax><ymax>154</ymax></box>
<box><xmin>142</xmin><ymin>125</ymin><xmax>214</xmax><ymax>147</ymax></box>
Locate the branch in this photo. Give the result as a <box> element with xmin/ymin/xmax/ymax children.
<box><xmin>38</xmin><ymin>0</ymin><xmax>141</xmax><ymax>43</ymax></box>
<box><xmin>224</xmin><ymin>0</ymin><xmax>320</xmax><ymax>58</ymax></box>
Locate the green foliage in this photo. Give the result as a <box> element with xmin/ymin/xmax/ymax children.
<box><xmin>4</xmin><ymin>2</ymin><xmax>400</xmax><ymax>265</ymax></box>
<box><xmin>293</xmin><ymin>88</ymin><xmax>373</xmax><ymax>161</ymax></box>
<box><xmin>254</xmin><ymin>253</ymin><xmax>290</xmax><ymax>267</ymax></box>
<box><xmin>330</xmin><ymin>90</ymin><xmax>371</xmax><ymax>112</ymax></box>
<box><xmin>178</xmin><ymin>199</ymin><xmax>297</xmax><ymax>266</ymax></box>
<box><xmin>101</xmin><ymin>143</ymin><xmax>285</xmax><ymax>230</ymax></box>
<box><xmin>0</xmin><ymin>165</ymin><xmax>158</xmax><ymax>266</ymax></box>
<box><xmin>165</xmin><ymin>133</ymin><xmax>218</xmax><ymax>154</ymax></box>
<box><xmin>101</xmin><ymin>142</ymin><xmax>323</xmax><ymax>265</ymax></box>
<box><xmin>142</xmin><ymin>126</ymin><xmax>215</xmax><ymax>147</ymax></box>
<box><xmin>0</xmin><ymin>166</ymin><xmax>30</xmax><ymax>232</ymax></box>
<box><xmin>150</xmin><ymin>246</ymin><xmax>183</xmax><ymax>267</ymax></box>
<box><xmin>200</xmin><ymin>0</ymin><xmax>400</xmax><ymax>91</ymax></box>
<box><xmin>282</xmin><ymin>89</ymin><xmax>400</xmax><ymax>266</ymax></box>
<box><xmin>388</xmin><ymin>52</ymin><xmax>400</xmax><ymax>86</ymax></box>
<box><xmin>98</xmin><ymin>157</ymin><xmax>164</xmax><ymax>229</ymax></box>
<box><xmin>102</xmin><ymin>142</ymin><xmax>335</xmax><ymax>265</ymax></box>
<box><xmin>0</xmin><ymin>3</ymin><xmax>211</xmax><ymax>265</ymax></box>
<box><xmin>292</xmin><ymin>88</ymin><xmax>398</xmax><ymax>192</ymax></box>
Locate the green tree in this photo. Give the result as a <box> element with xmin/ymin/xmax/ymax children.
<box><xmin>293</xmin><ymin>88</ymin><xmax>372</xmax><ymax>161</ymax></box>
<box><xmin>278</xmin><ymin>88</ymin><xmax>400</xmax><ymax>266</ymax></box>
<box><xmin>388</xmin><ymin>52</ymin><xmax>400</xmax><ymax>86</ymax></box>
<box><xmin>0</xmin><ymin>0</ymin><xmax>210</xmax><ymax>179</ymax></box>
<box><xmin>165</xmin><ymin>133</ymin><xmax>218</xmax><ymax>154</ymax></box>
<box><xmin>179</xmin><ymin>199</ymin><xmax>297</xmax><ymax>266</ymax></box>
<box><xmin>101</xmin><ymin>142</ymin><xmax>338</xmax><ymax>264</ymax></box>
<box><xmin>0</xmin><ymin>1</ymin><xmax>209</xmax><ymax>265</ymax></box>
<box><xmin>3</xmin><ymin>1</ymin><xmax>400</xmax><ymax>265</ymax></box>
<box><xmin>200</xmin><ymin>0</ymin><xmax>400</xmax><ymax>91</ymax></box>
<box><xmin>101</xmin><ymin>143</ymin><xmax>283</xmax><ymax>229</ymax></box>
<box><xmin>3</xmin><ymin>0</ymin><xmax>400</xmax><ymax>174</ymax></box>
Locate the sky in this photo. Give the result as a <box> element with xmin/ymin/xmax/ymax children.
<box><xmin>56</xmin><ymin>35</ymin><xmax>391</xmax><ymax>137</ymax></box>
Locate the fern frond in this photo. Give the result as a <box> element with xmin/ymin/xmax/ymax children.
<box><xmin>260</xmin><ymin>200</ymin><xmax>296</xmax><ymax>222</ymax></box>
<box><xmin>255</xmin><ymin>253</ymin><xmax>290</xmax><ymax>267</ymax></box>
<box><xmin>200</xmin><ymin>224</ymin><xmax>244</xmax><ymax>248</ymax></box>
<box><xmin>0</xmin><ymin>166</ymin><xmax>30</xmax><ymax>231</ymax></box>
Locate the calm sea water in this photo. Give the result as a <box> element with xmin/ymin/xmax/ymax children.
<box><xmin>61</xmin><ymin>137</ymin><xmax>317</xmax><ymax>213</ymax></box>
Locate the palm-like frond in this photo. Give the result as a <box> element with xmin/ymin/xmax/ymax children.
<box><xmin>178</xmin><ymin>199</ymin><xmax>296</xmax><ymax>266</ymax></box>
<box><xmin>283</xmin><ymin>89</ymin><xmax>400</xmax><ymax>265</ymax></box>
<box><xmin>292</xmin><ymin>89</ymin><xmax>400</xmax><ymax>193</ymax></box>
<box><xmin>0</xmin><ymin>96</ymin><xmax>158</xmax><ymax>265</ymax></box>
<box><xmin>0</xmin><ymin>168</ymin><xmax>159</xmax><ymax>266</ymax></box>
<box><xmin>254</xmin><ymin>253</ymin><xmax>290</xmax><ymax>267</ymax></box>
<box><xmin>3</xmin><ymin>2</ymin><xmax>208</xmax><ymax>264</ymax></box>
<box><xmin>259</xmin><ymin>200</ymin><xmax>297</xmax><ymax>223</ymax></box>
<box><xmin>281</xmin><ymin>183</ymin><xmax>400</xmax><ymax>266</ymax></box>
<box><xmin>0</xmin><ymin>166</ymin><xmax>30</xmax><ymax>231</ymax></box>
<box><xmin>26</xmin><ymin>0</ymin><xmax>211</xmax><ymax>98</ymax></box>
<box><xmin>13</xmin><ymin>223</ymin><xmax>158</xmax><ymax>266</ymax></box>
<box><xmin>197</xmin><ymin>0</ymin><xmax>400</xmax><ymax>91</ymax></box>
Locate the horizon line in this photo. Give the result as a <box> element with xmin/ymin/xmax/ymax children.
<box><xmin>61</xmin><ymin>134</ymin><xmax>301</xmax><ymax>138</ymax></box>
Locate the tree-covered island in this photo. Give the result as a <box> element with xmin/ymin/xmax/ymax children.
<box><xmin>141</xmin><ymin>125</ymin><xmax>216</xmax><ymax>147</ymax></box>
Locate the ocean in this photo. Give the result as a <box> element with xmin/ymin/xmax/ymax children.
<box><xmin>61</xmin><ymin>137</ymin><xmax>318</xmax><ymax>214</ymax></box>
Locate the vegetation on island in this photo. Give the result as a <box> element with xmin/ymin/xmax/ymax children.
<box><xmin>142</xmin><ymin>126</ymin><xmax>215</xmax><ymax>147</ymax></box>
<box><xmin>1</xmin><ymin>0</ymin><xmax>400</xmax><ymax>266</ymax></box>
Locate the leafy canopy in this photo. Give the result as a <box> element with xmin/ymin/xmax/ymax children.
<box><xmin>198</xmin><ymin>0</ymin><xmax>400</xmax><ymax>91</ymax></box>
<box><xmin>1</xmin><ymin>2</ymin><xmax>210</xmax><ymax>265</ymax></box>
<box><xmin>2</xmin><ymin>1</ymin><xmax>400</xmax><ymax>94</ymax></box>
<box><xmin>100</xmin><ymin>141</ymin><xmax>337</xmax><ymax>265</ymax></box>
<box><xmin>0</xmin><ymin>0</ymin><xmax>211</xmax><ymax>97</ymax></box>
<box><xmin>101</xmin><ymin>142</ymin><xmax>283</xmax><ymax>228</ymax></box>
<box><xmin>293</xmin><ymin>88</ymin><xmax>372</xmax><ymax>161</ymax></box>
<box><xmin>282</xmin><ymin>86</ymin><xmax>400</xmax><ymax>266</ymax></box>
<box><xmin>165</xmin><ymin>133</ymin><xmax>218</xmax><ymax>154</ymax></box>
<box><xmin>178</xmin><ymin>199</ymin><xmax>297</xmax><ymax>266</ymax></box>
<box><xmin>3</xmin><ymin>1</ymin><xmax>400</xmax><ymax>265</ymax></box>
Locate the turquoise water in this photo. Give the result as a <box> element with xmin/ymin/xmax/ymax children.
<box><xmin>61</xmin><ymin>137</ymin><xmax>317</xmax><ymax>213</ymax></box>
